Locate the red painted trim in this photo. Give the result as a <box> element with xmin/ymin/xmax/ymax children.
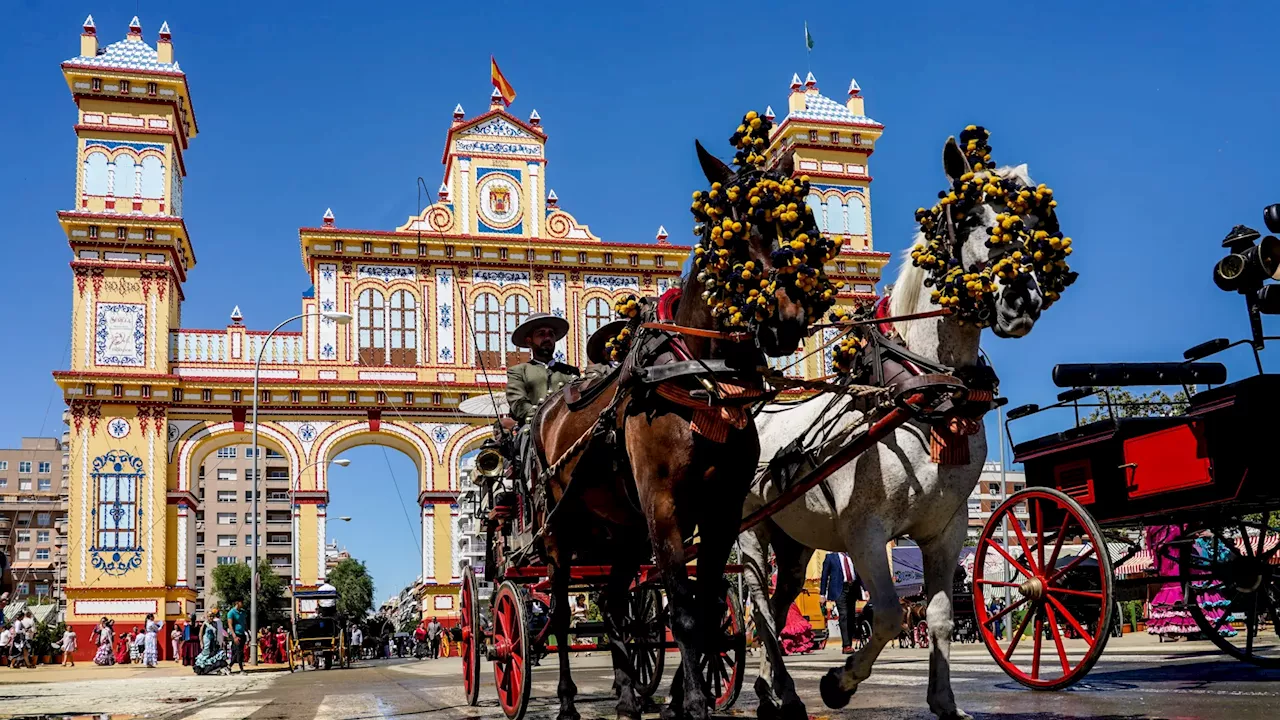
<box><xmin>53</xmin><ymin>370</ymin><xmax>179</xmax><ymax>381</ymax></box>
<box><xmin>167</xmin><ymin>490</ymin><xmax>200</xmax><ymax>507</ymax></box>
<box><xmin>244</xmin><ymin>330</ymin><xmax>304</xmax><ymax>337</ymax></box>
<box><xmin>293</xmin><ymin>491</ymin><xmax>329</xmax><ymax>505</ymax></box>
<box><xmin>68</xmin><ymin>259</ymin><xmax>188</xmax><ymax>294</ymax></box>
<box><xmin>67</xmin><ymin>243</ymin><xmax>190</xmax><ymax>283</ymax></box>
<box><xmin>796</xmin><ymin>171</ymin><xmax>875</xmax><ymax>183</ymax></box>
<box><xmin>786</xmin><ymin>141</ymin><xmax>876</xmax><ymax>158</ymax></box>
<box><xmin>775</xmin><ymin>116</ymin><xmax>884</xmax><ymax>132</ymax></box>
<box><xmin>298</xmin><ymin>228</ymin><xmax>690</xmax><ymax>253</ymax></box>
<box><xmin>419</xmin><ymin>490</ymin><xmax>461</xmax><ymax>505</ymax></box>
<box><xmin>64</xmin><ymin>65</ymin><xmax>200</xmax><ymax>134</ymax></box>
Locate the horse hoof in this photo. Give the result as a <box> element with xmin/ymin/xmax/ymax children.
<box><xmin>935</xmin><ymin>709</ymin><xmax>973</xmax><ymax>720</ymax></box>
<box><xmin>558</xmin><ymin>711</ymin><xmax>581</xmax><ymax>720</ymax></box>
<box><xmin>754</xmin><ymin>678</ymin><xmax>780</xmax><ymax>720</ymax></box>
<box><xmin>819</xmin><ymin>668</ymin><xmax>855</xmax><ymax>710</ymax></box>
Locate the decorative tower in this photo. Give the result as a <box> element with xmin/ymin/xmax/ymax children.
<box><xmin>55</xmin><ymin>16</ymin><xmax>199</xmax><ymax>641</ymax></box>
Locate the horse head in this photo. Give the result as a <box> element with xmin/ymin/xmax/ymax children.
<box><xmin>908</xmin><ymin>126</ymin><xmax>1076</xmax><ymax>340</ymax></box>
<box><xmin>687</xmin><ymin>112</ymin><xmax>841</xmax><ymax>358</ymax></box>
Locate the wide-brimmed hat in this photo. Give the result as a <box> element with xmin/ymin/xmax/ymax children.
<box><xmin>586</xmin><ymin>319</ymin><xmax>628</xmax><ymax>365</ymax></box>
<box><xmin>511</xmin><ymin>312</ymin><xmax>570</xmax><ymax>348</ymax></box>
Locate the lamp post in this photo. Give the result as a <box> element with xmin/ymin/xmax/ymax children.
<box><xmin>251</xmin><ymin>310</ymin><xmax>351</xmax><ymax>665</ymax></box>
<box><xmin>288</xmin><ymin>457</ymin><xmax>350</xmax><ymax>633</ymax></box>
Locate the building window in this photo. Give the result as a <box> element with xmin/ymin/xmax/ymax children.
<box><xmin>552</xmin><ymin>250</ymin><xmax>561</xmax><ymax>262</ymax></box>
<box><xmin>405</xmin><ymin>392</ymin><xmax>415</xmax><ymax>405</ymax></box>
<box><xmin>830</xmin><ymin>131</ymin><xmax>840</xmax><ymax>143</ymax></box>
<box><xmin>806</xmin><ymin>194</ymin><xmax>826</xmax><ymax>233</ymax></box>
<box><xmin>202</xmin><ymin>389</ymin><xmax>212</xmax><ymax>402</ymax></box>
<box><xmin>836</xmin><ymin>261</ymin><xmax>846</xmax><ymax>273</ymax></box>
<box><xmin>0</xmin><ymin>479</ymin><xmax>7</xmax><ymax>488</ymax></box>
<box><xmin>0</xmin><ymin>461</ymin><xmax>7</xmax><ymax>470</ymax></box>
<box><xmin>473</xmin><ymin>292</ymin><xmax>502</xmax><ymax>369</ymax></box>
<box><xmin>217</xmin><ymin>490</ymin><xmax>236</xmax><ymax>503</ymax></box>
<box><xmin>93</xmin><ymin>453</ymin><xmax>140</xmax><ymax>551</ymax></box>
<box><xmin>656</xmin><ymin>255</ymin><xmax>665</xmax><ymax>268</ymax></box>
<box><xmin>91</xmin><ymin>77</ymin><xmax>102</xmax><ymax>91</ymax></box>
<box><xmin>147</xmin><ymin>81</ymin><xmax>157</xmax><ymax>96</ymax></box>
<box><xmin>320</xmin><ymin>390</ymin><xmax>329</xmax><ymax>403</ymax></box>
<box><xmin>34</xmin><ymin>583</ymin><xmax>49</xmax><ymax>596</ymax></box>
<box><xmin>629</xmin><ymin>254</ymin><xmax>638</xmax><ymax>266</ymax></box>
<box><xmin>578</xmin><ymin>251</ymin><xmax>587</xmax><ymax>264</ymax></box>
<box><xmin>17</xmin><ymin>550</ymin><xmax>30</xmax><ymax>561</ymax></box>
<box><xmin>19</xmin><ymin>461</ymin><xmax>31</xmax><ymax>473</ymax></box>
<box><xmin>362</xmin><ymin>241</ymin><xmax>372</xmax><ymax>254</ymax></box>
<box><xmin>503</xmin><ymin>295</ymin><xmax>532</xmax><ymax>366</ymax></box>
<box><xmin>116</xmin><ymin>226</ymin><xmax>127</xmax><ymax>239</ymax></box>
<box><xmin>217</xmin><ymin>535</ymin><xmax>236</xmax><ymax>547</ymax></box>
<box><xmin>852</xmin><ymin>133</ymin><xmax>862</xmax><ymax>146</ymax></box>
<box><xmin>35</xmin><ymin>548</ymin><xmax>49</xmax><ymax>561</ymax></box>
<box><xmin>217</xmin><ymin>556</ymin><xmax>235</xmax><ymax>566</ymax></box>
<box><xmin>389</xmin><ymin>290</ymin><xmax>418</xmax><ymax>366</ymax></box>
<box><xmin>846</xmin><ymin>195</ymin><xmax>867</xmax><ymax>235</ymax></box>
<box><xmin>499</xmin><ymin>247</ymin><xmax>508</xmax><ymax>261</ymax></box>
<box><xmin>391</xmin><ymin>242</ymin><xmax>400</xmax><ymax>256</ymax></box>
<box><xmin>858</xmin><ymin>262</ymin><xmax>867</xmax><ymax>274</ymax></box>
<box><xmin>38</xmin><ymin>462</ymin><xmax>50</xmax><ymax>474</ymax></box>
<box><xmin>38</xmin><ymin>479</ymin><xmax>51</xmax><ymax>491</ymax></box>
<box><xmin>19</xmin><ymin>479</ymin><xmax>32</xmax><ymax>491</ymax></box>
<box><xmin>584</xmin><ymin>298</ymin><xmax>611</xmax><ymax>356</ymax></box>
<box><xmin>216</xmin><ymin>469</ymin><xmax>235</xmax><ymax>482</ymax></box>
<box><xmin>84</xmin><ymin>152</ymin><xmax>109</xmax><ymax>195</ymax></box>
<box><xmin>119</xmin><ymin>80</ymin><xmax>130</xmax><ymax>94</ymax></box>
<box><xmin>217</xmin><ymin>447</ymin><xmax>237</xmax><ymax>458</ymax></box>
<box><xmin>244</xmin><ymin>448</ymin><xmax>260</xmax><ymax>460</ymax></box>
<box><xmin>140</xmin><ymin>156</ymin><xmax>164</xmax><ymax>199</ymax></box>
<box><xmin>808</xmin><ymin>129</ymin><xmax>818</xmax><ymax>142</ymax></box>
<box><xmin>604</xmin><ymin>252</ymin><xmax>613</xmax><ymax>265</ymax></box>
<box><xmin>217</xmin><ymin>512</ymin><xmax>236</xmax><ymax>525</ymax></box>
<box><xmin>37</xmin><ymin>530</ymin><xmax>50</xmax><ymax>543</ymax></box>
<box><xmin>17</xmin><ymin>531</ymin><xmax>30</xmax><ymax>544</ymax></box>
<box><xmin>357</xmin><ymin>288</ymin><xmax>387</xmax><ymax>366</ymax></box>
<box><xmin>231</xmin><ymin>389</ymin><xmax>242</xmax><ymax>403</ymax></box>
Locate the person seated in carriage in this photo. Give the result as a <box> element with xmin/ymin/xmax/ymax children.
<box><xmin>497</xmin><ymin>313</ymin><xmax>579</xmax><ymax>487</ymax></box>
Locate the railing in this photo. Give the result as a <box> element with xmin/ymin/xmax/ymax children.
<box><xmin>169</xmin><ymin>330</ymin><xmax>305</xmax><ymax>364</ymax></box>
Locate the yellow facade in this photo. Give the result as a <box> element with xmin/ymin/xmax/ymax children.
<box><xmin>55</xmin><ymin>17</ymin><xmax>888</xmax><ymax>636</ymax></box>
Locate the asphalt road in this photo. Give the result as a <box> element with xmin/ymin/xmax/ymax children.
<box><xmin>154</xmin><ymin>636</ymin><xmax>1280</xmax><ymax>720</ymax></box>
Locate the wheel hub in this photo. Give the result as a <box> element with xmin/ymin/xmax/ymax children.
<box><xmin>494</xmin><ymin>637</ymin><xmax>513</xmax><ymax>661</ymax></box>
<box><xmin>1019</xmin><ymin>577</ymin><xmax>1046</xmax><ymax>601</ymax></box>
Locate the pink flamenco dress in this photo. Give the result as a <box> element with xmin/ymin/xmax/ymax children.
<box><xmin>1145</xmin><ymin>525</ymin><xmax>1236</xmax><ymax>639</ymax></box>
<box><xmin>779</xmin><ymin>603</ymin><xmax>816</xmax><ymax>655</ymax></box>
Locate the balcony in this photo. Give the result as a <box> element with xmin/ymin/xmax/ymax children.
<box><xmin>0</xmin><ymin>517</ymin><xmax>11</xmax><ymax>529</ymax></box>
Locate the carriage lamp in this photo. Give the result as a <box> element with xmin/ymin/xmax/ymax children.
<box><xmin>1213</xmin><ymin>226</ymin><xmax>1280</xmax><ymax>292</ymax></box>
<box><xmin>1264</xmin><ymin>204</ymin><xmax>1280</xmax><ymax>234</ymax></box>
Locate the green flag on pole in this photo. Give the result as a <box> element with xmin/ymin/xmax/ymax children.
<box><xmin>805</xmin><ymin>22</ymin><xmax>814</xmax><ymax>51</ymax></box>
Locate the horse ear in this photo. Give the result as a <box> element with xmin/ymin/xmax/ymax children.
<box><xmin>695</xmin><ymin>140</ymin><xmax>734</xmax><ymax>187</ymax></box>
<box><xmin>942</xmin><ymin>136</ymin><xmax>970</xmax><ymax>182</ymax></box>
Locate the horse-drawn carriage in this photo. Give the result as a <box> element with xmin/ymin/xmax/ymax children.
<box><xmin>972</xmin><ymin>220</ymin><xmax>1280</xmax><ymax>688</ymax></box>
<box><xmin>287</xmin><ymin>588</ymin><xmax>350</xmax><ymax>672</ymax></box>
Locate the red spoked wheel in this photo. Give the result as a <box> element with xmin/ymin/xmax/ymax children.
<box><xmin>700</xmin><ymin>588</ymin><xmax>746</xmax><ymax>711</ymax></box>
<box><xmin>973</xmin><ymin>487</ymin><xmax>1114</xmax><ymax>690</ymax></box>
<box><xmin>461</xmin><ymin>565</ymin><xmax>482</xmax><ymax>706</ymax></box>
<box><xmin>491</xmin><ymin>581</ymin><xmax>532</xmax><ymax>720</ymax></box>
<box><xmin>623</xmin><ymin>586</ymin><xmax>666</xmax><ymax>698</ymax></box>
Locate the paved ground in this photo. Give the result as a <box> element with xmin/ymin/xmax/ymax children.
<box><xmin>3</xmin><ymin>635</ymin><xmax>1280</xmax><ymax>719</ymax></box>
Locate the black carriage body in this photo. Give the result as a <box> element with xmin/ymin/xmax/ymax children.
<box><xmin>1013</xmin><ymin>374</ymin><xmax>1280</xmax><ymax>527</ymax></box>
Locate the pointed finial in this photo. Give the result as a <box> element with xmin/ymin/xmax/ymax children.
<box><xmin>790</xmin><ymin>73</ymin><xmax>802</xmax><ymax>91</ymax></box>
<box><xmin>438</xmin><ymin>182</ymin><xmax>450</xmax><ymax>201</ymax></box>
<box><xmin>159</xmin><ymin>21</ymin><xmax>171</xmax><ymax>41</ymax></box>
<box><xmin>453</xmin><ymin>103</ymin><xmax>464</xmax><ymax>119</ymax></box>
<box><xmin>83</xmin><ymin>15</ymin><xmax>96</xmax><ymax>34</ymax></box>
<box><xmin>490</xmin><ymin>87</ymin><xmax>504</xmax><ymax>108</ymax></box>
<box><xmin>128</xmin><ymin>16</ymin><xmax>142</xmax><ymax>36</ymax></box>
<box><xmin>848</xmin><ymin>78</ymin><xmax>861</xmax><ymax>97</ymax></box>
<box><xmin>546</xmin><ymin>189</ymin><xmax>559</xmax><ymax>208</ymax></box>
<box><xmin>323</xmin><ymin>207</ymin><xmax>335</xmax><ymax>227</ymax></box>
<box><xmin>529</xmin><ymin>109</ymin><xmax>541</xmax><ymax>127</ymax></box>
<box><xmin>804</xmin><ymin>72</ymin><xmax>817</xmax><ymax>89</ymax></box>
<box><xmin>230</xmin><ymin>306</ymin><xmax>243</xmax><ymax>324</ymax></box>
<box><xmin>655</xmin><ymin>226</ymin><xmax>669</xmax><ymax>244</ymax></box>
<box><xmin>764</xmin><ymin>106</ymin><xmax>775</xmax><ymax>121</ymax></box>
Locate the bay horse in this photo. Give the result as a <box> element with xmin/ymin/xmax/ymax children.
<box><xmin>741</xmin><ymin>136</ymin><xmax>1060</xmax><ymax>719</ymax></box>
<box><xmin>533</xmin><ymin>141</ymin><xmax>820</xmax><ymax>720</ymax></box>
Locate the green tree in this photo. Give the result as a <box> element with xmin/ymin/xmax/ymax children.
<box><xmin>328</xmin><ymin>558</ymin><xmax>375</xmax><ymax>624</ymax></box>
<box><xmin>212</xmin><ymin>559</ymin><xmax>286</xmax><ymax>627</ymax></box>
<box><xmin>1082</xmin><ymin>386</ymin><xmax>1197</xmax><ymax>423</ymax></box>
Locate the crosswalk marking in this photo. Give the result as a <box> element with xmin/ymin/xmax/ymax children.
<box><xmin>185</xmin><ymin>699</ymin><xmax>273</xmax><ymax>720</ymax></box>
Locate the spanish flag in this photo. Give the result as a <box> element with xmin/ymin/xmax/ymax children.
<box><xmin>491</xmin><ymin>56</ymin><xmax>516</xmax><ymax>106</ymax></box>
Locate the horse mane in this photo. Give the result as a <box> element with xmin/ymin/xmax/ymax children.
<box><xmin>889</xmin><ymin>239</ymin><xmax>927</xmax><ymax>338</ymax></box>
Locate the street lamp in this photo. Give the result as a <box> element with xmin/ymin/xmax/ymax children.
<box><xmin>286</xmin><ymin>456</ymin><xmax>351</xmax><ymax>633</ymax></box>
<box><xmin>251</xmin><ymin>310</ymin><xmax>351</xmax><ymax>664</ymax></box>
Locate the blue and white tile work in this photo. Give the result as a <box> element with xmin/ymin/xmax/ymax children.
<box><xmin>95</xmin><ymin>302</ymin><xmax>146</xmax><ymax>367</ymax></box>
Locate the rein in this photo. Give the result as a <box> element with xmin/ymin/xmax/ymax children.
<box><xmin>640</xmin><ymin>322</ymin><xmax>753</xmax><ymax>343</ymax></box>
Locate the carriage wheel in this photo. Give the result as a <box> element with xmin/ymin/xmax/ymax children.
<box><xmin>699</xmin><ymin>588</ymin><xmax>746</xmax><ymax>711</ymax></box>
<box><xmin>856</xmin><ymin>619</ymin><xmax>873</xmax><ymax>651</ymax></box>
<box><xmin>461</xmin><ymin>565</ymin><xmax>483</xmax><ymax>706</ymax></box>
<box><xmin>492</xmin><ymin>581</ymin><xmax>532</xmax><ymax>720</ymax></box>
<box><xmin>623</xmin><ymin>586</ymin><xmax>666</xmax><ymax>698</ymax></box>
<box><xmin>914</xmin><ymin>621</ymin><xmax>930</xmax><ymax>649</ymax></box>
<box><xmin>973</xmin><ymin>487</ymin><xmax>1113</xmax><ymax>690</ymax></box>
<box><xmin>1182</xmin><ymin>512</ymin><xmax>1280</xmax><ymax>668</ymax></box>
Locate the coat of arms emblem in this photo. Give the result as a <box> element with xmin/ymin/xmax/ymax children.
<box><xmin>489</xmin><ymin>186</ymin><xmax>510</xmax><ymax>215</ymax></box>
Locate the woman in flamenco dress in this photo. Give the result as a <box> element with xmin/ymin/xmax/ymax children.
<box><xmin>1145</xmin><ymin>524</ymin><xmax>1236</xmax><ymax>640</ymax></box>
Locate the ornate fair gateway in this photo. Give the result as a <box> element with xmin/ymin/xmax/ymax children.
<box><xmin>52</xmin><ymin>16</ymin><xmax>888</xmax><ymax>644</ymax></box>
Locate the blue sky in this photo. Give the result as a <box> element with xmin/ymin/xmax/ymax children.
<box><xmin>5</xmin><ymin>2</ymin><xmax>1280</xmax><ymax>597</ymax></box>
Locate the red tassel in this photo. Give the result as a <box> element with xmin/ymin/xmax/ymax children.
<box><xmin>930</xmin><ymin>425</ymin><xmax>970</xmax><ymax>465</ymax></box>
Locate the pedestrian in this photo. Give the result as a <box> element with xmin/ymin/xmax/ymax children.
<box><xmin>275</xmin><ymin>626</ymin><xmax>289</xmax><ymax>666</ymax></box>
<box><xmin>426</xmin><ymin>617</ymin><xmax>442</xmax><ymax>659</ymax></box>
<box><xmin>988</xmin><ymin>598</ymin><xmax>1006</xmax><ymax>641</ymax></box>
<box><xmin>350</xmin><ymin>624</ymin><xmax>364</xmax><ymax>661</ymax></box>
<box><xmin>130</xmin><ymin>625</ymin><xmax>145</xmax><ymax>664</ymax></box>
<box><xmin>21</xmin><ymin>611</ymin><xmax>36</xmax><ymax>667</ymax></box>
<box><xmin>10</xmin><ymin>625</ymin><xmax>29</xmax><ymax>670</ymax></box>
<box><xmin>193</xmin><ymin>610</ymin><xmax>229</xmax><ymax>676</ymax></box>
<box><xmin>171</xmin><ymin>623</ymin><xmax>182</xmax><ymax>662</ymax></box>
<box><xmin>225</xmin><ymin>600</ymin><xmax>247</xmax><ymax>672</ymax></box>
<box><xmin>820</xmin><ymin>551</ymin><xmax>863</xmax><ymax>654</ymax></box>
<box><xmin>0</xmin><ymin>625</ymin><xmax>13</xmax><ymax>669</ymax></box>
<box><xmin>57</xmin><ymin>626</ymin><xmax>78</xmax><ymax>666</ymax></box>
<box><xmin>114</xmin><ymin>627</ymin><xmax>131</xmax><ymax>665</ymax></box>
<box><xmin>93</xmin><ymin>618</ymin><xmax>114</xmax><ymax>666</ymax></box>
<box><xmin>143</xmin><ymin>613</ymin><xmax>161</xmax><ymax>667</ymax></box>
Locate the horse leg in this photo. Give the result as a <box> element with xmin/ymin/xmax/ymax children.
<box><xmin>643</xmin><ymin>494</ymin><xmax>705</xmax><ymax>720</ymax></box>
<box><xmin>820</xmin><ymin>526</ymin><xmax>899</xmax><ymax>709</ymax></box>
<box><xmin>920</xmin><ymin>510</ymin><xmax>971</xmax><ymax>719</ymax></box>
<box><xmin>693</xmin><ymin>506</ymin><xmax>752</xmax><ymax>713</ymax></box>
<box><xmin>741</xmin><ymin>523</ymin><xmax>788</xmax><ymax>720</ymax></box>
<box><xmin>760</xmin><ymin>528</ymin><xmax>813</xmax><ymax>720</ymax></box>
<box><xmin>547</xmin><ymin>537</ymin><xmax>580</xmax><ymax>720</ymax></box>
<box><xmin>603</xmin><ymin>556</ymin><xmax>644</xmax><ymax>720</ymax></box>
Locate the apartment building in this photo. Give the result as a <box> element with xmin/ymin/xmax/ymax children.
<box><xmin>965</xmin><ymin>462</ymin><xmax>1028</xmax><ymax>540</ymax></box>
<box><xmin>194</xmin><ymin>444</ymin><xmax>294</xmax><ymax>613</ymax></box>
<box><xmin>0</xmin><ymin>436</ymin><xmax>70</xmax><ymax>611</ymax></box>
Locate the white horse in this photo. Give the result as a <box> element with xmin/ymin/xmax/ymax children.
<box><xmin>740</xmin><ymin>138</ymin><xmax>1048</xmax><ymax>720</ymax></box>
